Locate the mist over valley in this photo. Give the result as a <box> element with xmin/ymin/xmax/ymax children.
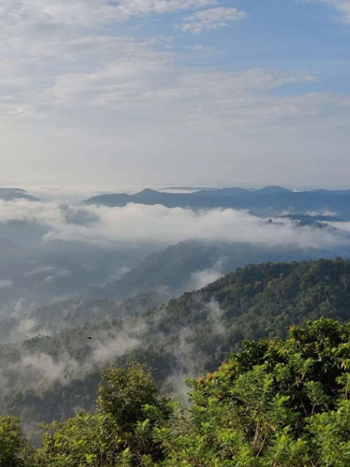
<box><xmin>2</xmin><ymin>1</ymin><xmax>350</xmax><ymax>461</ymax></box>
<box><xmin>1</xmin><ymin>185</ymin><xmax>350</xmax><ymax>445</ymax></box>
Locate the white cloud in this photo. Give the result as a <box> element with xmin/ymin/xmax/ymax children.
<box><xmin>0</xmin><ymin>280</ymin><xmax>13</xmax><ymax>289</ymax></box>
<box><xmin>0</xmin><ymin>320</ymin><xmax>147</xmax><ymax>392</ymax></box>
<box><xmin>24</xmin><ymin>266</ymin><xmax>56</xmax><ymax>277</ymax></box>
<box><xmin>306</xmin><ymin>0</ymin><xmax>350</xmax><ymax>23</ymax></box>
<box><xmin>0</xmin><ymin>0</ymin><xmax>217</xmax><ymax>29</ymax></box>
<box><xmin>43</xmin><ymin>65</ymin><xmax>321</xmax><ymax>124</ymax></box>
<box><xmin>0</xmin><ymin>15</ymin><xmax>332</xmax><ymax>148</ymax></box>
<box><xmin>326</xmin><ymin>221</ymin><xmax>350</xmax><ymax>233</ymax></box>
<box><xmin>180</xmin><ymin>6</ymin><xmax>247</xmax><ymax>33</ymax></box>
<box><xmin>0</xmin><ymin>0</ymin><xmax>331</xmax><ymax>132</ymax></box>
<box><xmin>0</xmin><ymin>199</ymin><xmax>347</xmax><ymax>250</ymax></box>
<box><xmin>0</xmin><ymin>0</ymin><xmax>349</xmax><ymax>187</ymax></box>
<box><xmin>190</xmin><ymin>260</ymin><xmax>224</xmax><ymax>288</ymax></box>
<box><xmin>91</xmin><ymin>332</ymin><xmax>141</xmax><ymax>364</ymax></box>
<box><xmin>114</xmin><ymin>0</ymin><xmax>218</xmax><ymax>19</ymax></box>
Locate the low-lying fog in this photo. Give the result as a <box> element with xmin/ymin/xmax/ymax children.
<box><xmin>2</xmin><ymin>186</ymin><xmax>350</xmax><ymax>440</ymax></box>
<box><xmin>0</xmin><ymin>188</ymin><xmax>350</xmax><ymax>315</ymax></box>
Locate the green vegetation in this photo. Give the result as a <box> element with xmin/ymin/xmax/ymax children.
<box><xmin>163</xmin><ymin>318</ymin><xmax>350</xmax><ymax>466</ymax></box>
<box><xmin>89</xmin><ymin>241</ymin><xmax>348</xmax><ymax>300</ymax></box>
<box><xmin>36</xmin><ymin>363</ymin><xmax>173</xmax><ymax>467</ymax></box>
<box><xmin>0</xmin><ymin>417</ymin><xmax>33</xmax><ymax>467</ymax></box>
<box><xmin>4</xmin><ymin>319</ymin><xmax>350</xmax><ymax>465</ymax></box>
<box><xmin>4</xmin><ymin>259</ymin><xmax>350</xmax><ymax>442</ymax></box>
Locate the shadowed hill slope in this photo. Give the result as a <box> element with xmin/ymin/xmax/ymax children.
<box><xmin>86</xmin><ymin>240</ymin><xmax>350</xmax><ymax>301</ymax></box>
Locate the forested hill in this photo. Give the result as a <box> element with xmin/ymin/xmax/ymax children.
<box><xmin>145</xmin><ymin>257</ymin><xmax>350</xmax><ymax>359</ymax></box>
<box><xmin>192</xmin><ymin>258</ymin><xmax>350</xmax><ymax>340</ymax></box>
<box><xmin>86</xmin><ymin>240</ymin><xmax>350</xmax><ymax>301</ymax></box>
<box><xmin>4</xmin><ymin>258</ymin><xmax>350</xmax><ymax>440</ymax></box>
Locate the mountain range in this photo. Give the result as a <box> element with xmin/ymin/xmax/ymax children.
<box><xmin>85</xmin><ymin>186</ymin><xmax>350</xmax><ymax>218</ymax></box>
<box><xmin>3</xmin><ymin>185</ymin><xmax>350</xmax><ymax>221</ymax></box>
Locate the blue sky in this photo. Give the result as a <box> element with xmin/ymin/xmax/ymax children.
<box><xmin>138</xmin><ymin>0</ymin><xmax>350</xmax><ymax>91</ymax></box>
<box><xmin>0</xmin><ymin>0</ymin><xmax>350</xmax><ymax>188</ymax></box>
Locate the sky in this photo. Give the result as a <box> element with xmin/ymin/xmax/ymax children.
<box><xmin>1</xmin><ymin>0</ymin><xmax>350</xmax><ymax>189</ymax></box>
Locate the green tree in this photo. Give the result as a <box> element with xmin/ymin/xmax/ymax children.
<box><xmin>37</xmin><ymin>363</ymin><xmax>173</xmax><ymax>467</ymax></box>
<box><xmin>0</xmin><ymin>416</ymin><xmax>32</xmax><ymax>467</ymax></box>
<box><xmin>10</xmin><ymin>318</ymin><xmax>350</xmax><ymax>466</ymax></box>
<box><xmin>159</xmin><ymin>318</ymin><xmax>350</xmax><ymax>466</ymax></box>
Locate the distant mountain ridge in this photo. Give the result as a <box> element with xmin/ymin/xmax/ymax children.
<box><xmin>84</xmin><ymin>186</ymin><xmax>350</xmax><ymax>218</ymax></box>
<box><xmin>0</xmin><ymin>187</ymin><xmax>39</xmax><ymax>202</ymax></box>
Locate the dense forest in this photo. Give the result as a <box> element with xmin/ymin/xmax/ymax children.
<box><xmin>3</xmin><ymin>259</ymin><xmax>350</xmax><ymax>446</ymax></box>
<box><xmin>4</xmin><ymin>318</ymin><xmax>350</xmax><ymax>466</ymax></box>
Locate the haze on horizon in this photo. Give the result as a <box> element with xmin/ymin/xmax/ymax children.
<box><xmin>1</xmin><ymin>0</ymin><xmax>350</xmax><ymax>188</ymax></box>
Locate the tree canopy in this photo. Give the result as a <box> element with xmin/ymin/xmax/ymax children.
<box><xmin>4</xmin><ymin>318</ymin><xmax>350</xmax><ymax>466</ymax></box>
<box><xmin>4</xmin><ymin>259</ymin><xmax>350</xmax><ymax>443</ymax></box>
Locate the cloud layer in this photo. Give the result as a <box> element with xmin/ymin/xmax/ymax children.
<box><xmin>180</xmin><ymin>7</ymin><xmax>247</xmax><ymax>33</ymax></box>
<box><xmin>0</xmin><ymin>199</ymin><xmax>348</xmax><ymax>250</ymax></box>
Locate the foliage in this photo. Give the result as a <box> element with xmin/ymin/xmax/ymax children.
<box><xmin>4</xmin><ymin>259</ymin><xmax>350</xmax><ymax>445</ymax></box>
<box><xmin>0</xmin><ymin>416</ymin><xmax>33</xmax><ymax>467</ymax></box>
<box><xmin>36</xmin><ymin>363</ymin><xmax>173</xmax><ymax>467</ymax></box>
<box><xmin>160</xmin><ymin>318</ymin><xmax>350</xmax><ymax>466</ymax></box>
<box><xmin>6</xmin><ymin>319</ymin><xmax>350</xmax><ymax>465</ymax></box>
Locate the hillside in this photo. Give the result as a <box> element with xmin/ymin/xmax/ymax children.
<box><xmin>0</xmin><ymin>293</ymin><xmax>166</xmax><ymax>342</ymax></box>
<box><xmin>4</xmin><ymin>258</ymin><xmax>350</xmax><ymax>439</ymax></box>
<box><xmin>0</xmin><ymin>188</ymin><xmax>39</xmax><ymax>202</ymax></box>
<box><xmin>87</xmin><ymin>239</ymin><xmax>350</xmax><ymax>300</ymax></box>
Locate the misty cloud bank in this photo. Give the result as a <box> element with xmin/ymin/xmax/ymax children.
<box><xmin>0</xmin><ymin>295</ymin><xmax>224</xmax><ymax>401</ymax></box>
<box><xmin>0</xmin><ymin>320</ymin><xmax>147</xmax><ymax>395</ymax></box>
<box><xmin>0</xmin><ymin>295</ymin><xmax>229</xmax><ymax>396</ymax></box>
<box><xmin>1</xmin><ymin>197</ymin><xmax>350</xmax><ymax>414</ymax></box>
<box><xmin>0</xmin><ymin>199</ymin><xmax>348</xmax><ymax>250</ymax></box>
